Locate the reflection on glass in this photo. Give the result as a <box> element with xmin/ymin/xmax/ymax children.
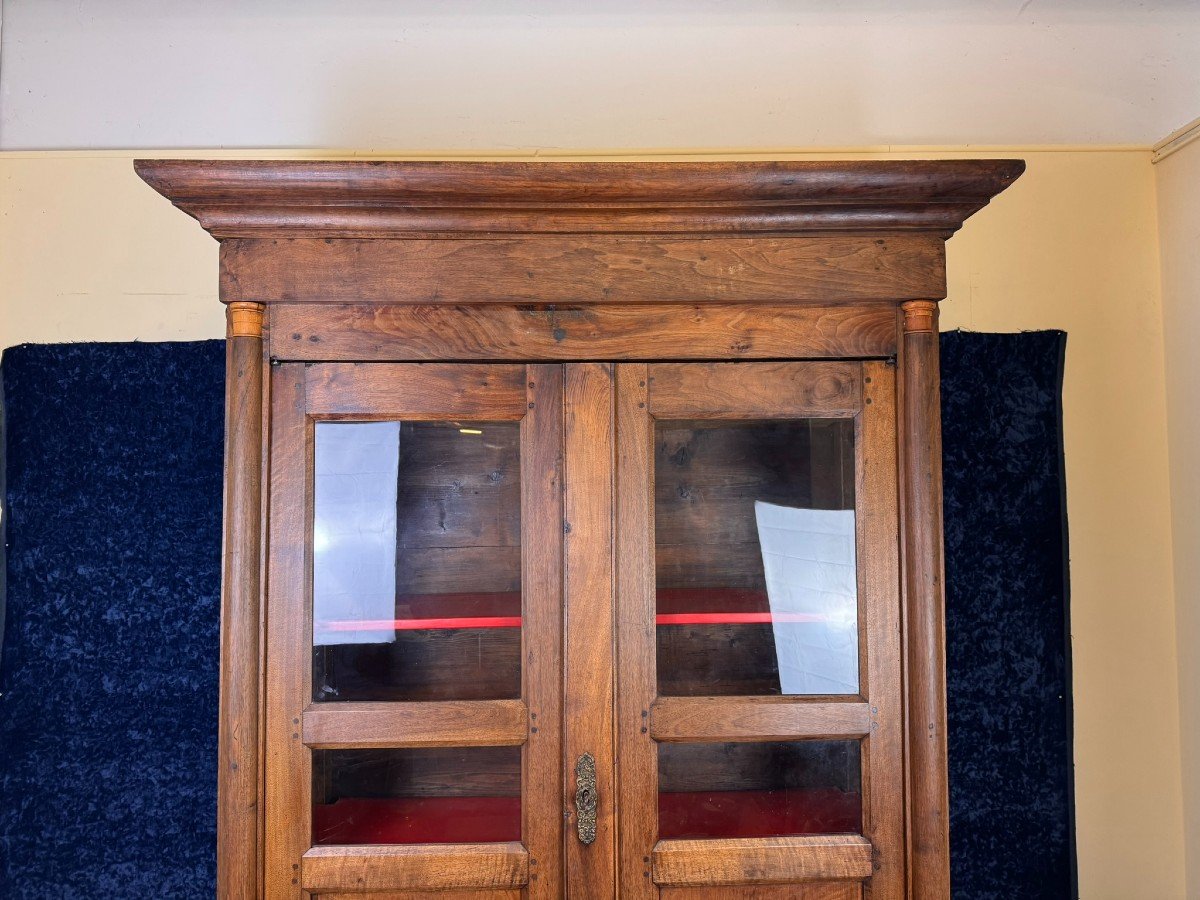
<box><xmin>312</xmin><ymin>746</ymin><xmax>521</xmax><ymax>845</ymax></box>
<box><xmin>312</xmin><ymin>421</ymin><xmax>522</xmax><ymax>702</ymax></box>
<box><xmin>655</xmin><ymin>420</ymin><xmax>858</xmax><ymax>696</ymax></box>
<box><xmin>658</xmin><ymin>741</ymin><xmax>862</xmax><ymax>840</ymax></box>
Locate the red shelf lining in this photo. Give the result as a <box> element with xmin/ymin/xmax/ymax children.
<box><xmin>318</xmin><ymin>588</ymin><xmax>834</xmax><ymax>633</ymax></box>
<box><xmin>323</xmin><ymin>616</ymin><xmax>521</xmax><ymax>632</ymax></box>
<box><xmin>312</xmin><ymin>789</ymin><xmax>861</xmax><ymax>845</ymax></box>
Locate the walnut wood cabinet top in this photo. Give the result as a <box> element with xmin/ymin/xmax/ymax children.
<box><xmin>135</xmin><ymin>159</ymin><xmax>1023</xmax><ymax>240</ymax></box>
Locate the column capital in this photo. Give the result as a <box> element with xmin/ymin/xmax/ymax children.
<box><xmin>901</xmin><ymin>300</ymin><xmax>938</xmax><ymax>335</ymax></box>
<box><xmin>226</xmin><ymin>301</ymin><xmax>265</xmax><ymax>338</ymax></box>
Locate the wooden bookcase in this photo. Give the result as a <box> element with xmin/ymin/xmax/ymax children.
<box><xmin>138</xmin><ymin>159</ymin><xmax>1023</xmax><ymax>899</ymax></box>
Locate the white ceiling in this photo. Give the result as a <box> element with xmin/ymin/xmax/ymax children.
<box><xmin>1</xmin><ymin>0</ymin><xmax>1197</xmax><ymax>151</ymax></box>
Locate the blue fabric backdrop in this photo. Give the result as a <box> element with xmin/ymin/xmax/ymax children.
<box><xmin>942</xmin><ymin>330</ymin><xmax>1074</xmax><ymax>898</ymax></box>
<box><xmin>0</xmin><ymin>335</ymin><xmax>1073</xmax><ymax>898</ymax></box>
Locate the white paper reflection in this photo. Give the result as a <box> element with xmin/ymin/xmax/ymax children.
<box><xmin>754</xmin><ymin>501</ymin><xmax>859</xmax><ymax>694</ymax></box>
<box><xmin>313</xmin><ymin>422</ymin><xmax>401</xmax><ymax>646</ymax></box>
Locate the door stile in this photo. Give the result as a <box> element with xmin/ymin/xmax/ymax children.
<box><xmin>522</xmin><ymin>364</ymin><xmax>567</xmax><ymax>899</ymax></box>
<box><xmin>563</xmin><ymin>363</ymin><xmax>618</xmax><ymax>898</ymax></box>
<box><xmin>264</xmin><ymin>363</ymin><xmax>312</xmax><ymax>899</ymax></box>
<box><xmin>860</xmin><ymin>361</ymin><xmax>905</xmax><ymax>899</ymax></box>
<box><xmin>615</xmin><ymin>364</ymin><xmax>660</xmax><ymax>899</ymax></box>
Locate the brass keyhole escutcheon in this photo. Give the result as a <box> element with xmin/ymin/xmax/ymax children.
<box><xmin>575</xmin><ymin>752</ymin><xmax>598</xmax><ymax>845</ymax></box>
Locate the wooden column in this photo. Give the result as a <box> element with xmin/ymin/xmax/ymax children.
<box><xmin>219</xmin><ymin>300</ymin><xmax>266</xmax><ymax>900</ymax></box>
<box><xmin>899</xmin><ymin>299</ymin><xmax>951</xmax><ymax>898</ymax></box>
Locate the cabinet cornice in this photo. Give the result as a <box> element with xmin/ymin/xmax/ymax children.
<box><xmin>135</xmin><ymin>159</ymin><xmax>1024</xmax><ymax>240</ymax></box>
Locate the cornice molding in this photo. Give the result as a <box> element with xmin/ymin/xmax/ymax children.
<box><xmin>1152</xmin><ymin>116</ymin><xmax>1200</xmax><ymax>164</ymax></box>
<box><xmin>134</xmin><ymin>159</ymin><xmax>1024</xmax><ymax>240</ymax></box>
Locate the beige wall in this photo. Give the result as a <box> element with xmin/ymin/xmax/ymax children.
<box><xmin>1157</xmin><ymin>137</ymin><xmax>1200</xmax><ymax>897</ymax></box>
<box><xmin>0</xmin><ymin>148</ymin><xmax>1186</xmax><ymax>897</ymax></box>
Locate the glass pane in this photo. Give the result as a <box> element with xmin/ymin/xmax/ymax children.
<box><xmin>655</xmin><ymin>419</ymin><xmax>859</xmax><ymax>696</ymax></box>
<box><xmin>658</xmin><ymin>741</ymin><xmax>862</xmax><ymax>839</ymax></box>
<box><xmin>313</xmin><ymin>421</ymin><xmax>522</xmax><ymax>702</ymax></box>
<box><xmin>312</xmin><ymin>746</ymin><xmax>521</xmax><ymax>845</ymax></box>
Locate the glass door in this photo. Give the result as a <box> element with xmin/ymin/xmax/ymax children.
<box><xmin>265</xmin><ymin>363</ymin><xmax>564</xmax><ymax>898</ymax></box>
<box><xmin>615</xmin><ymin>362</ymin><xmax>904</xmax><ymax>898</ymax></box>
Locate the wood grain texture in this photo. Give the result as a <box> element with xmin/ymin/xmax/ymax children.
<box><xmin>648</xmin><ymin>361</ymin><xmax>861</xmax><ymax>418</ymax></box>
<box><xmin>264</xmin><ymin>365</ymin><xmax>310</xmax><ymax>900</ymax></box>
<box><xmin>392</xmin><ymin>420</ymin><xmax>521</xmax><ymax>551</ymax></box>
<box><xmin>661</xmin><ymin>886</ymin><xmax>859</xmax><ymax>900</ymax></box>
<box><xmin>301</xmin><ymin>700</ymin><xmax>528</xmax><ymax>748</ymax></box>
<box><xmin>134</xmin><ymin>158</ymin><xmax>1025</xmax><ymax>238</ymax></box>
<box><xmin>859</xmin><ymin>361</ymin><xmax>906</xmax><ymax>899</ymax></box>
<box><xmin>614</xmin><ymin>365</ymin><xmax>660</xmax><ymax>899</ymax></box>
<box><xmin>563</xmin><ymin>363</ymin><xmax>617</xmax><ymax>897</ymax></box>
<box><xmin>315</xmin><ymin>892</ymin><xmax>521</xmax><ymax>900</ymax></box>
<box><xmin>270</xmin><ymin>302</ymin><xmax>898</xmax><ymax>363</ymax></box>
<box><xmin>220</xmin><ymin>235</ymin><xmax>945</xmax><ymax>304</ymax></box>
<box><xmin>301</xmin><ymin>843</ymin><xmax>528</xmax><ymax>892</ymax></box>
<box><xmin>393</xmin><ymin>546</ymin><xmax>522</xmax><ymax>595</ymax></box>
<box><xmin>217</xmin><ymin>315</ymin><xmax>265</xmax><ymax>900</ymax></box>
<box><xmin>520</xmin><ymin>365</ymin><xmax>567</xmax><ymax>900</ymax></box>
<box><xmin>898</xmin><ymin>303</ymin><xmax>951</xmax><ymax>898</ymax></box>
<box><xmin>650</xmin><ymin>698</ymin><xmax>871</xmax><ymax>743</ymax></box>
<box><xmin>652</xmin><ymin>836</ymin><xmax>874</xmax><ymax>886</ymax></box>
<box><xmin>304</xmin><ymin>362</ymin><xmax>527</xmax><ymax>418</ymax></box>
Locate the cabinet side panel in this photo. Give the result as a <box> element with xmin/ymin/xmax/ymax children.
<box><xmin>898</xmin><ymin>302</ymin><xmax>951</xmax><ymax>897</ymax></box>
<box><xmin>219</xmin><ymin>304</ymin><xmax>266</xmax><ymax>899</ymax></box>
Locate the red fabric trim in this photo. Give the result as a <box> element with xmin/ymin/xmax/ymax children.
<box><xmin>318</xmin><ymin>588</ymin><xmax>837</xmax><ymax>632</ymax></box>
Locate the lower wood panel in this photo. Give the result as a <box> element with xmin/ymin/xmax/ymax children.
<box><xmin>653</xmin><ymin>836</ymin><xmax>873</xmax><ymax>887</ymax></box>
<box><xmin>315</xmin><ymin>892</ymin><xmax>522</xmax><ymax>900</ymax></box>
<box><xmin>660</xmin><ymin>885</ymin><xmax>860</xmax><ymax>900</ymax></box>
<box><xmin>301</xmin><ymin>843</ymin><xmax>528</xmax><ymax>893</ymax></box>
<box><xmin>270</xmin><ymin>303</ymin><xmax>897</xmax><ymax>362</ymax></box>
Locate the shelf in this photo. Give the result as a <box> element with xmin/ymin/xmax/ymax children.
<box><xmin>322</xmin><ymin>616</ymin><xmax>522</xmax><ymax>632</ymax></box>
<box><xmin>318</xmin><ymin>591</ymin><xmax>522</xmax><ymax>634</ymax></box>
<box><xmin>318</xmin><ymin>588</ymin><xmax>836</xmax><ymax>634</ymax></box>
<box><xmin>656</xmin><ymin>612</ymin><xmax>829</xmax><ymax>626</ymax></box>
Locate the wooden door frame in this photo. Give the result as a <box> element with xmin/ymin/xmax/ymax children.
<box><xmin>262</xmin><ymin>362</ymin><xmax>564</xmax><ymax>898</ymax></box>
<box><xmin>614</xmin><ymin>361</ymin><xmax>905</xmax><ymax>897</ymax></box>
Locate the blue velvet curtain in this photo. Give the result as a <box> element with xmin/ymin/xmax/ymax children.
<box><xmin>0</xmin><ymin>334</ymin><xmax>1073</xmax><ymax>898</ymax></box>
